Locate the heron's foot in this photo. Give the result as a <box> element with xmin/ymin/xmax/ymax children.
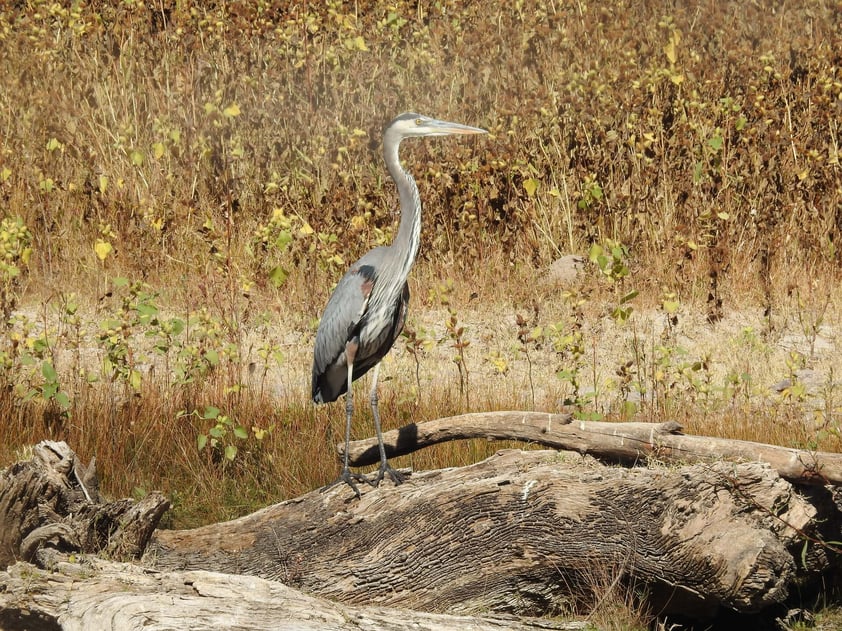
<box><xmin>371</xmin><ymin>462</ymin><xmax>408</xmax><ymax>487</ymax></box>
<box><xmin>321</xmin><ymin>468</ymin><xmax>375</xmax><ymax>498</ymax></box>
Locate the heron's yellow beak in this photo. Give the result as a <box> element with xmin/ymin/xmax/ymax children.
<box><xmin>427</xmin><ymin>119</ymin><xmax>488</xmax><ymax>135</ymax></box>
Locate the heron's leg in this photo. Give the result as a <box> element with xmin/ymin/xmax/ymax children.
<box><xmin>369</xmin><ymin>363</ymin><xmax>406</xmax><ymax>487</ymax></box>
<box><xmin>342</xmin><ymin>359</ymin><xmax>355</xmax><ymax>473</ymax></box>
<box><xmin>321</xmin><ymin>343</ymin><xmax>372</xmax><ymax>498</ymax></box>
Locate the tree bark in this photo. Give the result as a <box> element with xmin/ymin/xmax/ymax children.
<box><xmin>341</xmin><ymin>412</ymin><xmax>842</xmax><ymax>485</ymax></box>
<box><xmin>0</xmin><ymin>441</ymin><xmax>168</xmax><ymax>570</ymax></box>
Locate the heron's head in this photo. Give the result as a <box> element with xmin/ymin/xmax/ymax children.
<box><xmin>386</xmin><ymin>112</ymin><xmax>487</xmax><ymax>140</ymax></box>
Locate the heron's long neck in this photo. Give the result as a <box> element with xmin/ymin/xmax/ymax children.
<box><xmin>383</xmin><ymin>137</ymin><xmax>421</xmax><ymax>286</ymax></box>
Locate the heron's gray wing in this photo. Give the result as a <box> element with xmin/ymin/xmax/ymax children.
<box><xmin>311</xmin><ymin>249</ymin><xmax>384</xmax><ymax>403</ymax></box>
<box><xmin>351</xmin><ymin>279</ymin><xmax>409</xmax><ymax>377</ymax></box>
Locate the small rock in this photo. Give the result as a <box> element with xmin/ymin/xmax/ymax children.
<box><xmin>545</xmin><ymin>254</ymin><xmax>586</xmax><ymax>288</ymax></box>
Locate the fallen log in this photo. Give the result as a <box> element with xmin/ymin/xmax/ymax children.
<box><xmin>0</xmin><ymin>551</ymin><xmax>579</xmax><ymax>631</ymax></box>
<box><xmin>341</xmin><ymin>412</ymin><xmax>842</xmax><ymax>485</ymax></box>
<box><xmin>143</xmin><ymin>450</ymin><xmax>839</xmax><ymax>618</ymax></box>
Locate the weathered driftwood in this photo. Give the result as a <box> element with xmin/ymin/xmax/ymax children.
<box><xmin>0</xmin><ymin>441</ymin><xmax>168</xmax><ymax>570</ymax></box>
<box><xmin>0</xmin><ymin>551</ymin><xmax>579</xmax><ymax>631</ymax></box>
<box><xmin>341</xmin><ymin>412</ymin><xmax>842</xmax><ymax>486</ymax></box>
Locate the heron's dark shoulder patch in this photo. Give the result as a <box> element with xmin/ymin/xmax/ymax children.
<box><xmin>350</xmin><ymin>264</ymin><xmax>377</xmax><ymax>297</ymax></box>
<box><xmin>351</xmin><ymin>263</ymin><xmax>377</xmax><ymax>280</ymax></box>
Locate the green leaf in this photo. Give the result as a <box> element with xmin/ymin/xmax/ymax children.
<box><xmin>33</xmin><ymin>337</ymin><xmax>50</xmax><ymax>354</ymax></box>
<box><xmin>597</xmin><ymin>254</ymin><xmax>609</xmax><ymax>271</ymax></box>
<box><xmin>209</xmin><ymin>426</ymin><xmax>224</xmax><ymax>438</ymax></box>
<box><xmin>663</xmin><ymin>300</ymin><xmax>680</xmax><ymax>314</ymax></box>
<box><xmin>168</xmin><ymin>318</ymin><xmax>185</xmax><ymax>335</ymax></box>
<box><xmin>129</xmin><ymin>369</ymin><xmax>142</xmax><ymax>391</ymax></box>
<box><xmin>708</xmin><ymin>134</ymin><xmax>723</xmax><ymax>151</ymax></box>
<box><xmin>41</xmin><ymin>361</ymin><xmax>58</xmax><ymax>382</ymax></box>
<box><xmin>344</xmin><ymin>35</ymin><xmax>369</xmax><ymax>51</ymax></box>
<box><xmin>224</xmin><ymin>444</ymin><xmax>238</xmax><ymax>460</ymax></box>
<box><xmin>55</xmin><ymin>391</ymin><xmax>70</xmax><ymax>409</ymax></box>
<box><xmin>233</xmin><ymin>425</ymin><xmax>248</xmax><ymax>439</ymax></box>
<box><xmin>94</xmin><ymin>239</ymin><xmax>113</xmax><ymax>261</ymax></box>
<box><xmin>619</xmin><ymin>290</ymin><xmax>639</xmax><ymax>304</ymax></box>
<box><xmin>136</xmin><ymin>303</ymin><xmax>158</xmax><ymax>317</ymax></box>
<box><xmin>693</xmin><ymin>161</ymin><xmax>704</xmax><ymax>183</ymax></box>
<box><xmin>197</xmin><ymin>434</ymin><xmax>208</xmax><ymax>451</ymax></box>
<box><xmin>275</xmin><ymin>230</ymin><xmax>293</xmax><ymax>249</ymax></box>
<box><xmin>268</xmin><ymin>265</ymin><xmax>288</xmax><ymax>287</ymax></box>
<box><xmin>204</xmin><ymin>349</ymin><xmax>220</xmax><ymax>366</ymax></box>
<box><xmin>204</xmin><ymin>406</ymin><xmax>220</xmax><ymax>420</ymax></box>
<box><xmin>612</xmin><ymin>305</ymin><xmax>634</xmax><ymax>322</ymax></box>
<box><xmin>556</xmin><ymin>368</ymin><xmax>575</xmax><ymax>381</ymax></box>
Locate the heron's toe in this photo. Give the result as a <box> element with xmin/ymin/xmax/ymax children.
<box><xmin>373</xmin><ymin>463</ymin><xmax>408</xmax><ymax>487</ymax></box>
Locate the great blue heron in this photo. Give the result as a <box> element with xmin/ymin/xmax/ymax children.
<box><xmin>312</xmin><ymin>112</ymin><xmax>487</xmax><ymax>497</ymax></box>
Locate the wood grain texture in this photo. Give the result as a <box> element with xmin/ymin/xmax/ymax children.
<box><xmin>0</xmin><ymin>441</ymin><xmax>168</xmax><ymax>569</ymax></box>
<box><xmin>148</xmin><ymin>449</ymin><xmax>825</xmax><ymax>616</ymax></box>
<box><xmin>0</xmin><ymin>552</ymin><xmax>580</xmax><ymax>631</ymax></box>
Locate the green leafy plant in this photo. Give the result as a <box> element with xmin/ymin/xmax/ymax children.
<box><xmin>250</xmin><ymin>207</ymin><xmax>295</xmax><ymax>287</ymax></box>
<box><xmin>189</xmin><ymin>405</ymin><xmax>270</xmax><ymax>465</ymax></box>
<box><xmin>21</xmin><ymin>358</ymin><xmax>70</xmax><ymax>412</ymax></box>
<box><xmin>577</xmin><ymin>174</ymin><xmax>604</xmax><ymax>210</ymax></box>
<box><xmin>192</xmin><ymin>405</ymin><xmax>249</xmax><ymax>462</ymax></box>
<box><xmin>97</xmin><ymin>277</ymin><xmax>159</xmax><ymax>392</ymax></box>
<box><xmin>589</xmin><ymin>241</ymin><xmax>638</xmax><ymax>322</ymax></box>
<box><xmin>0</xmin><ymin>217</ymin><xmax>33</xmax><ymax>324</ymax></box>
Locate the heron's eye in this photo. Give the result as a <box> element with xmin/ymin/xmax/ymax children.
<box><xmin>415</xmin><ymin>118</ymin><xmax>423</xmax><ymax>126</ymax></box>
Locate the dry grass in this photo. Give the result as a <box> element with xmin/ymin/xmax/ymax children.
<box><xmin>0</xmin><ymin>1</ymin><xmax>841</xmax><ymax>625</ymax></box>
